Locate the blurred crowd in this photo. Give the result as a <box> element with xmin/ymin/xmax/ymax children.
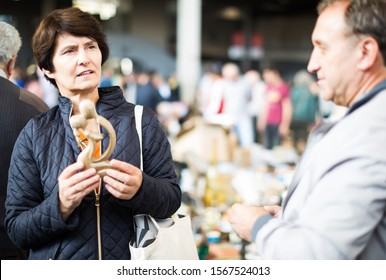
<box><xmin>10</xmin><ymin>60</ymin><xmax>346</xmax><ymax>156</ymax></box>
<box><xmin>196</xmin><ymin>62</ymin><xmax>346</xmax><ymax>155</ymax></box>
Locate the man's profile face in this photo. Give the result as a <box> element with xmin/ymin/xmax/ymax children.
<box><xmin>307</xmin><ymin>1</ymin><xmax>361</xmax><ymax>107</ymax></box>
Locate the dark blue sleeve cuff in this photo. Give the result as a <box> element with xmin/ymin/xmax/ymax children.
<box><xmin>251</xmin><ymin>214</ymin><xmax>273</xmax><ymax>241</ymax></box>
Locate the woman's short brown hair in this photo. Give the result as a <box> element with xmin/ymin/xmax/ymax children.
<box><xmin>32</xmin><ymin>7</ymin><xmax>109</xmax><ymax>87</ymax></box>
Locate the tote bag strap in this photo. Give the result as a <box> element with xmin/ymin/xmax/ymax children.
<box><xmin>134</xmin><ymin>105</ymin><xmax>143</xmax><ymax>170</ymax></box>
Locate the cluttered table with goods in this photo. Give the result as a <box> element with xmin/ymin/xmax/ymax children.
<box><xmin>171</xmin><ymin>118</ymin><xmax>297</xmax><ymax>260</ymax></box>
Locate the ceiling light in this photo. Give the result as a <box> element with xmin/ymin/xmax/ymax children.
<box><xmin>73</xmin><ymin>0</ymin><xmax>120</xmax><ymax>20</ymax></box>
<box><xmin>220</xmin><ymin>6</ymin><xmax>242</xmax><ymax>21</ymax></box>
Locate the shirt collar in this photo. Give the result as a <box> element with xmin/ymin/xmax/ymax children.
<box><xmin>0</xmin><ymin>69</ymin><xmax>7</xmax><ymax>79</ymax></box>
<box><xmin>347</xmin><ymin>79</ymin><xmax>386</xmax><ymax>115</ymax></box>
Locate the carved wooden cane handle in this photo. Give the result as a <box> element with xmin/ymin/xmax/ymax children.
<box><xmin>70</xmin><ymin>99</ymin><xmax>116</xmax><ymax>177</ymax></box>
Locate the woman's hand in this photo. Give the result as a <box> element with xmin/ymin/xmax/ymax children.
<box><xmin>103</xmin><ymin>159</ymin><xmax>143</xmax><ymax>200</ymax></box>
<box><xmin>58</xmin><ymin>162</ymin><xmax>100</xmax><ymax>221</ymax></box>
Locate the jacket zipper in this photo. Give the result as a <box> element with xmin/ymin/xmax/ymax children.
<box><xmin>95</xmin><ymin>184</ymin><xmax>102</xmax><ymax>260</ymax></box>
<box><xmin>95</xmin><ymin>117</ymin><xmax>103</xmax><ymax>260</ymax></box>
<box><xmin>69</xmin><ymin>104</ymin><xmax>103</xmax><ymax>260</ymax></box>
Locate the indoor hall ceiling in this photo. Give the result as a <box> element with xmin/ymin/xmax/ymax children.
<box><xmin>1</xmin><ymin>0</ymin><xmax>320</xmax><ymax>17</ymax></box>
<box><xmin>0</xmin><ymin>0</ymin><xmax>71</xmax><ymax>15</ymax></box>
<box><xmin>203</xmin><ymin>0</ymin><xmax>320</xmax><ymax>17</ymax></box>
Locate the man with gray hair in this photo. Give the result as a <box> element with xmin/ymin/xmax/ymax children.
<box><xmin>0</xmin><ymin>21</ymin><xmax>48</xmax><ymax>259</ymax></box>
<box><xmin>229</xmin><ymin>0</ymin><xmax>386</xmax><ymax>259</ymax></box>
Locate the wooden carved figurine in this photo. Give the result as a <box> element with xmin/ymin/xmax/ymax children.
<box><xmin>70</xmin><ymin>99</ymin><xmax>116</xmax><ymax>177</ymax></box>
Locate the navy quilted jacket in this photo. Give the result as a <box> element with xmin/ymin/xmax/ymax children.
<box><xmin>5</xmin><ymin>86</ymin><xmax>181</xmax><ymax>259</ymax></box>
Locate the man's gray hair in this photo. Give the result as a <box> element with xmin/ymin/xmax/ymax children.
<box><xmin>0</xmin><ymin>21</ymin><xmax>22</xmax><ymax>65</ymax></box>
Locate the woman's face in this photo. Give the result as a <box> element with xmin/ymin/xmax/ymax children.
<box><xmin>43</xmin><ymin>33</ymin><xmax>102</xmax><ymax>98</ymax></box>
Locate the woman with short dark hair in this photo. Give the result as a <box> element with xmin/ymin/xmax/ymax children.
<box><xmin>5</xmin><ymin>7</ymin><xmax>181</xmax><ymax>260</ymax></box>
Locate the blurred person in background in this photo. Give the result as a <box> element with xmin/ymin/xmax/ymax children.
<box><xmin>166</xmin><ymin>73</ymin><xmax>180</xmax><ymax>102</ymax></box>
<box><xmin>25</xmin><ymin>69</ymin><xmax>45</xmax><ymax>100</ymax></box>
<box><xmin>205</xmin><ymin>63</ymin><xmax>253</xmax><ymax>148</ymax></box>
<box><xmin>0</xmin><ymin>21</ymin><xmax>49</xmax><ymax>260</ymax></box>
<box><xmin>135</xmin><ymin>70</ymin><xmax>163</xmax><ymax>113</ymax></box>
<box><xmin>10</xmin><ymin>66</ymin><xmax>25</xmax><ymax>88</ymax></box>
<box><xmin>151</xmin><ymin>71</ymin><xmax>171</xmax><ymax>100</ymax></box>
<box><xmin>37</xmin><ymin>66</ymin><xmax>59</xmax><ymax>108</ymax></box>
<box><xmin>99</xmin><ymin>65</ymin><xmax>114</xmax><ymax>87</ymax></box>
<box><xmin>196</xmin><ymin>62</ymin><xmax>222</xmax><ymax>115</ymax></box>
<box><xmin>154</xmin><ymin>72</ymin><xmax>188</xmax><ymax>137</ymax></box>
<box><xmin>290</xmin><ymin>70</ymin><xmax>319</xmax><ymax>154</ymax></box>
<box><xmin>229</xmin><ymin>0</ymin><xmax>386</xmax><ymax>259</ymax></box>
<box><xmin>244</xmin><ymin>69</ymin><xmax>266</xmax><ymax>144</ymax></box>
<box><xmin>259</xmin><ymin>67</ymin><xmax>292</xmax><ymax>150</ymax></box>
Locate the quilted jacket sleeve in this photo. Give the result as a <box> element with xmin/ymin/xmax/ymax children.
<box><xmin>122</xmin><ymin>107</ymin><xmax>181</xmax><ymax>218</ymax></box>
<box><xmin>5</xmin><ymin>122</ymin><xmax>77</xmax><ymax>249</ymax></box>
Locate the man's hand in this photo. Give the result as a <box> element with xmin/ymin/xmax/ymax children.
<box><xmin>263</xmin><ymin>205</ymin><xmax>281</xmax><ymax>217</ymax></box>
<box><xmin>228</xmin><ymin>203</ymin><xmax>270</xmax><ymax>242</ymax></box>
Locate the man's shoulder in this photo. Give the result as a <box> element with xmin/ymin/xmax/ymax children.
<box><xmin>19</xmin><ymin>87</ymin><xmax>49</xmax><ymax>113</ymax></box>
<box><xmin>0</xmin><ymin>77</ymin><xmax>49</xmax><ymax>113</ymax></box>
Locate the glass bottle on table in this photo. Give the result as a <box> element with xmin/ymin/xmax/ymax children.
<box><xmin>204</xmin><ymin>138</ymin><xmax>227</xmax><ymax>207</ymax></box>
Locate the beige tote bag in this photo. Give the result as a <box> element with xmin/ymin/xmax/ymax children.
<box><xmin>129</xmin><ymin>105</ymin><xmax>198</xmax><ymax>260</ymax></box>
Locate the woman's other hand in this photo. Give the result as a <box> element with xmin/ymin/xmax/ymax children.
<box><xmin>103</xmin><ymin>159</ymin><xmax>143</xmax><ymax>200</ymax></box>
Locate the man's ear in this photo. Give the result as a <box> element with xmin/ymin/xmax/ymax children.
<box><xmin>6</xmin><ymin>55</ymin><xmax>16</xmax><ymax>78</ymax></box>
<box><xmin>358</xmin><ymin>37</ymin><xmax>379</xmax><ymax>70</ymax></box>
